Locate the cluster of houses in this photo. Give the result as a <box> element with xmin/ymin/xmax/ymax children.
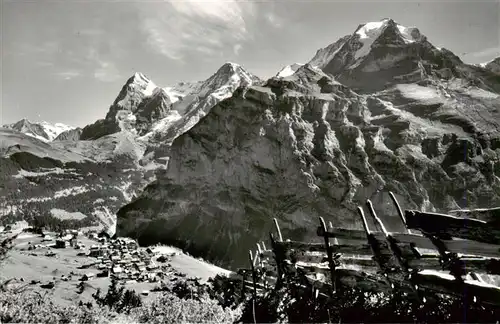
<box><xmin>26</xmin><ymin>228</ymin><xmax>83</xmax><ymax>252</ymax></box>
<box><xmin>7</xmin><ymin>225</ymin><xmax>177</xmax><ymax>286</ymax></box>
<box><xmin>78</xmin><ymin>233</ymin><xmax>174</xmax><ymax>283</ymax></box>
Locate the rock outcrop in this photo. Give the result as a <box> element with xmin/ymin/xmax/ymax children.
<box><xmin>54</xmin><ymin>128</ymin><xmax>83</xmax><ymax>141</ymax></box>
<box><xmin>116</xmin><ymin>19</ymin><xmax>500</xmax><ymax>269</ymax></box>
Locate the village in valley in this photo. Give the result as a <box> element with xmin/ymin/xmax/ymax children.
<box><xmin>0</xmin><ymin>222</ymin><xmax>231</xmax><ymax>304</ymax></box>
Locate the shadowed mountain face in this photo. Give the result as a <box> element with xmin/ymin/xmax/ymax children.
<box><xmin>116</xmin><ymin>19</ymin><xmax>500</xmax><ymax>269</ymax></box>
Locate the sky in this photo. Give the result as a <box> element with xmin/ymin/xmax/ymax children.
<box><xmin>1</xmin><ymin>0</ymin><xmax>499</xmax><ymax>128</ymax></box>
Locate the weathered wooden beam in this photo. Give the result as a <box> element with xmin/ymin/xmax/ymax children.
<box><xmin>274</xmin><ymin>240</ymin><xmax>373</xmax><ymax>255</ymax></box>
<box><xmin>412</xmin><ymin>270</ymin><xmax>500</xmax><ymax>306</ymax></box>
<box><xmin>367</xmin><ymin>232</ymin><xmax>500</xmax><ymax>275</ymax></box>
<box><xmin>390</xmin><ymin>233</ymin><xmax>500</xmax><ymax>259</ymax></box>
<box><xmin>273</xmin><ymin>218</ymin><xmax>283</xmax><ymax>242</ymax></box>
<box><xmin>389</xmin><ymin>191</ymin><xmax>411</xmax><ymax>233</ymax></box>
<box><xmin>405</xmin><ymin>210</ymin><xmax>500</xmax><ymax>245</ymax></box>
<box><xmin>317</xmin><ymin>226</ymin><xmax>367</xmax><ymax>240</ymax></box>
<box><xmin>269</xmin><ymin>232</ymin><xmax>284</xmax><ymax>287</ymax></box>
<box><xmin>448</xmin><ymin>207</ymin><xmax>500</xmax><ymax>223</ymax></box>
<box><xmin>241</xmin><ymin>280</ymin><xmax>266</xmax><ymax>291</ymax></box>
<box><xmin>292</xmin><ymin>261</ymin><xmax>380</xmax><ymax>277</ymax></box>
<box><xmin>365</xmin><ymin>200</ymin><xmax>426</xmax><ymax>308</ymax></box>
<box><xmin>252</xmin><ymin>248</ymin><xmax>260</xmax><ymax>267</ymax></box>
<box><xmin>357</xmin><ymin>207</ymin><xmax>401</xmax><ymax>276</ymax></box>
<box><xmin>321</xmin><ymin>236</ymin><xmax>500</xmax><ymax>275</ymax></box>
<box><xmin>366</xmin><ymin>200</ymin><xmax>410</xmax><ymax>275</ymax></box>
<box><xmin>302</xmin><ymin>267</ymin><xmax>394</xmax><ymax>293</ymax></box>
<box><xmin>317</xmin><ymin>226</ymin><xmax>386</xmax><ymax>243</ymax></box>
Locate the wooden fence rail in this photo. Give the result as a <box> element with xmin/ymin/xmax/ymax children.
<box><xmin>232</xmin><ymin>191</ymin><xmax>500</xmax><ymax>306</ymax></box>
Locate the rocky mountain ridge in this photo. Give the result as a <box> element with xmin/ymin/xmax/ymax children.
<box><xmin>80</xmin><ymin>63</ymin><xmax>260</xmax><ymax>145</ymax></box>
<box><xmin>115</xmin><ymin>19</ymin><xmax>500</xmax><ymax>269</ymax></box>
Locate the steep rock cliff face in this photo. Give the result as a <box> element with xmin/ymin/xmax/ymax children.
<box><xmin>117</xmin><ymin>60</ymin><xmax>500</xmax><ymax>268</ymax></box>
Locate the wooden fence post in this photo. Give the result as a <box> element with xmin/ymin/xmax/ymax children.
<box><xmin>257</xmin><ymin>243</ymin><xmax>267</xmax><ymax>288</ymax></box>
<box><xmin>269</xmin><ymin>232</ymin><xmax>284</xmax><ymax>289</ymax></box>
<box><xmin>249</xmin><ymin>250</ymin><xmax>257</xmax><ymax>299</ymax></box>
<box><xmin>273</xmin><ymin>218</ymin><xmax>283</xmax><ymax>242</ymax></box>
<box><xmin>328</xmin><ymin>221</ymin><xmax>339</xmax><ymax>245</ymax></box>
<box><xmin>366</xmin><ymin>200</ymin><xmax>409</xmax><ymax>273</ymax></box>
<box><xmin>389</xmin><ymin>191</ymin><xmax>412</xmax><ymax>234</ymax></box>
<box><xmin>319</xmin><ymin>216</ymin><xmax>336</xmax><ymax>294</ymax></box>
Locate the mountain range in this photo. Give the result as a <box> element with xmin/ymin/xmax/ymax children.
<box><xmin>2</xmin><ymin>18</ymin><xmax>500</xmax><ymax>269</ymax></box>
<box><xmin>0</xmin><ymin>62</ymin><xmax>260</xmax><ymax>235</ymax></box>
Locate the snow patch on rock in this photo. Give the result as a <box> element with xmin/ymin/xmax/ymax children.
<box><xmin>53</xmin><ymin>186</ymin><xmax>89</xmax><ymax>199</ymax></box>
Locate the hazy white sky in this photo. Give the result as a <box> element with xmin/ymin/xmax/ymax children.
<box><xmin>1</xmin><ymin>0</ymin><xmax>499</xmax><ymax>127</ymax></box>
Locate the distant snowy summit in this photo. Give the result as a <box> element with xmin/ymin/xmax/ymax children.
<box><xmin>276</xmin><ymin>63</ymin><xmax>304</xmax><ymax>78</ymax></box>
<box><xmin>2</xmin><ymin>119</ymin><xmax>75</xmax><ymax>142</ymax></box>
<box><xmin>80</xmin><ymin>62</ymin><xmax>261</xmax><ymax>144</ymax></box>
<box><xmin>277</xmin><ymin>18</ymin><xmax>428</xmax><ymax>80</ymax></box>
<box><xmin>275</xmin><ymin>17</ymin><xmax>483</xmax><ymax>92</ymax></box>
<box><xmin>479</xmin><ymin>57</ymin><xmax>500</xmax><ymax>74</ymax></box>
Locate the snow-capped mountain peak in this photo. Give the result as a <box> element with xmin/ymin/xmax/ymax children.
<box><xmin>2</xmin><ymin>119</ymin><xmax>75</xmax><ymax>142</ymax></box>
<box><xmin>129</xmin><ymin>72</ymin><xmax>157</xmax><ymax>96</ymax></box>
<box><xmin>112</xmin><ymin>72</ymin><xmax>158</xmax><ymax>110</ymax></box>
<box><xmin>302</xmin><ymin>17</ymin><xmax>453</xmax><ymax>92</ymax></box>
<box><xmin>39</xmin><ymin>121</ymin><xmax>75</xmax><ymax>141</ymax></box>
<box><xmin>276</xmin><ymin>63</ymin><xmax>304</xmax><ymax>78</ymax></box>
<box><xmin>199</xmin><ymin>62</ymin><xmax>258</xmax><ymax>97</ymax></box>
<box><xmin>307</xmin><ymin>18</ymin><xmax>429</xmax><ymax>77</ymax></box>
<box><xmin>352</xmin><ymin>18</ymin><xmax>424</xmax><ymax>62</ymax></box>
<box><xmin>81</xmin><ymin>62</ymin><xmax>261</xmax><ymax>142</ymax></box>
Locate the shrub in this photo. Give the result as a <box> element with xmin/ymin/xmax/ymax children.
<box><xmin>92</xmin><ymin>278</ymin><xmax>142</xmax><ymax>313</ymax></box>
<box><xmin>0</xmin><ymin>284</ymin><xmax>240</xmax><ymax>324</ymax></box>
<box><xmin>129</xmin><ymin>294</ymin><xmax>240</xmax><ymax>324</ymax></box>
<box><xmin>0</xmin><ymin>290</ymin><xmax>125</xmax><ymax>324</ymax></box>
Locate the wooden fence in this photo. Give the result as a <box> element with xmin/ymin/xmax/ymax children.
<box><xmin>232</xmin><ymin>192</ymin><xmax>500</xmax><ymax>306</ymax></box>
